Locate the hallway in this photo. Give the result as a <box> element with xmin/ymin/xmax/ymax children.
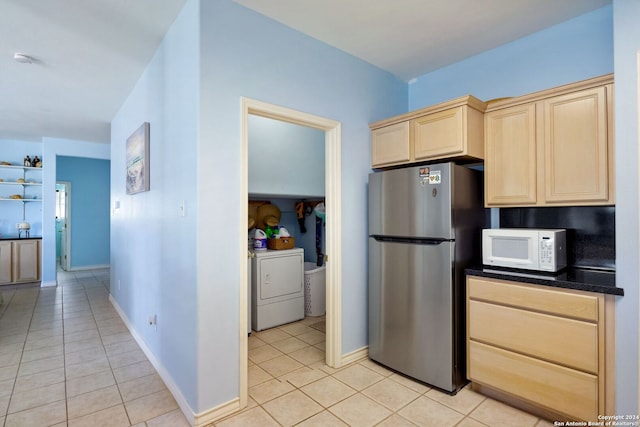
<box><xmin>0</xmin><ymin>269</ymin><xmax>188</xmax><ymax>426</ymax></box>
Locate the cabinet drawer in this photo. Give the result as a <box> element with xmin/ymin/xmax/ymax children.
<box><xmin>469</xmin><ymin>300</ymin><xmax>598</xmax><ymax>373</ymax></box>
<box><xmin>468</xmin><ymin>276</ymin><xmax>599</xmax><ymax>321</ymax></box>
<box><xmin>469</xmin><ymin>341</ymin><xmax>598</xmax><ymax>421</ymax></box>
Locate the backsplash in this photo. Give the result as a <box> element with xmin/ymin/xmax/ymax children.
<box><xmin>500</xmin><ymin>206</ymin><xmax>615</xmax><ymax>270</ymax></box>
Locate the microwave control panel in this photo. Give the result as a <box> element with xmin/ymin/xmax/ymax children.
<box><xmin>538</xmin><ymin>230</ymin><xmax>567</xmax><ymax>271</ymax></box>
<box><xmin>539</xmin><ymin>237</ymin><xmax>554</xmax><ymax>268</ymax></box>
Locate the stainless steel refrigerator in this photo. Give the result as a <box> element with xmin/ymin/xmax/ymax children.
<box><xmin>368</xmin><ymin>162</ymin><xmax>485</xmax><ymax>393</ymax></box>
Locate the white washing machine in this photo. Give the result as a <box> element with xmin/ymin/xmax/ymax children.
<box><xmin>251</xmin><ymin>248</ymin><xmax>304</xmax><ymax>331</ymax></box>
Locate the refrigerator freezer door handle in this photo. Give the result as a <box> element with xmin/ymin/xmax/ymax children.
<box><xmin>371</xmin><ymin>235</ymin><xmax>450</xmax><ymax>245</ymax></box>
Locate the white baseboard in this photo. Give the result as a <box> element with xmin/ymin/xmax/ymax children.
<box><xmin>67</xmin><ymin>264</ymin><xmax>110</xmax><ymax>271</ymax></box>
<box><xmin>41</xmin><ymin>280</ymin><xmax>57</xmax><ymax>287</ymax></box>
<box><xmin>193</xmin><ymin>398</ymin><xmax>241</xmax><ymax>427</ymax></box>
<box><xmin>340</xmin><ymin>346</ymin><xmax>369</xmax><ymax>367</ymax></box>
<box><xmin>108</xmin><ymin>293</ymin><xmax>365</xmax><ymax>426</ymax></box>
<box><xmin>109</xmin><ymin>295</ymin><xmax>198</xmax><ymax>426</ymax></box>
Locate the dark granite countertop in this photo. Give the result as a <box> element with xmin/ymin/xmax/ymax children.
<box><xmin>0</xmin><ymin>236</ymin><xmax>42</xmax><ymax>241</ymax></box>
<box><xmin>466</xmin><ymin>266</ymin><xmax>623</xmax><ymax>296</ymax></box>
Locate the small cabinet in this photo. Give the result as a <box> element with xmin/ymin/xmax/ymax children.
<box><xmin>484</xmin><ymin>103</ymin><xmax>537</xmax><ymax>205</ymax></box>
<box><xmin>0</xmin><ymin>239</ymin><xmax>41</xmax><ymax>285</ymax></box>
<box><xmin>370</xmin><ymin>122</ymin><xmax>410</xmax><ymax>167</ymax></box>
<box><xmin>0</xmin><ymin>241</ymin><xmax>12</xmax><ymax>284</ymax></box>
<box><xmin>13</xmin><ymin>240</ymin><xmax>40</xmax><ymax>283</ymax></box>
<box><xmin>466</xmin><ymin>275</ymin><xmax>615</xmax><ymax>421</ymax></box>
<box><xmin>370</xmin><ymin>96</ymin><xmax>486</xmax><ymax>168</ymax></box>
<box><xmin>484</xmin><ymin>75</ymin><xmax>614</xmax><ymax>207</ymax></box>
<box><xmin>543</xmin><ymin>86</ymin><xmax>609</xmax><ymax>203</ymax></box>
<box><xmin>413</xmin><ymin>103</ymin><xmax>484</xmax><ymax>161</ymax></box>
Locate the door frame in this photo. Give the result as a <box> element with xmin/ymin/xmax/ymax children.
<box><xmin>240</xmin><ymin>97</ymin><xmax>343</xmax><ymax>408</ymax></box>
<box><xmin>56</xmin><ymin>181</ymin><xmax>71</xmax><ymax>271</ymax></box>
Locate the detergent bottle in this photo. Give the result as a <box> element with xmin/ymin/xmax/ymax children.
<box><xmin>253</xmin><ymin>229</ymin><xmax>267</xmax><ymax>251</ymax></box>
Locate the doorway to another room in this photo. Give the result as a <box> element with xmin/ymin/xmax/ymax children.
<box><xmin>54</xmin><ymin>156</ymin><xmax>110</xmax><ymax>276</ymax></box>
<box><xmin>56</xmin><ymin>181</ymin><xmax>71</xmax><ymax>271</ymax></box>
<box><xmin>241</xmin><ymin>98</ymin><xmax>343</xmax><ymax>409</ymax></box>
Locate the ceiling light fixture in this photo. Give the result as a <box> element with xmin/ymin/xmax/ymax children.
<box><xmin>13</xmin><ymin>53</ymin><xmax>35</xmax><ymax>64</ymax></box>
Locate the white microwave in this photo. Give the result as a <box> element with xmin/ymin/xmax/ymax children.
<box><xmin>482</xmin><ymin>228</ymin><xmax>567</xmax><ymax>272</ymax></box>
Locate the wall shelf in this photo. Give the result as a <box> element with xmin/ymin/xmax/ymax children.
<box><xmin>0</xmin><ymin>164</ymin><xmax>43</xmax><ymax>221</ymax></box>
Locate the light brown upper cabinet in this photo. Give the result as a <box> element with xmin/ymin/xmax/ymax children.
<box><xmin>484</xmin><ymin>74</ymin><xmax>614</xmax><ymax>207</ymax></box>
<box><xmin>485</xmin><ymin>103</ymin><xmax>538</xmax><ymax>205</ymax></box>
<box><xmin>370</xmin><ymin>96</ymin><xmax>486</xmax><ymax>169</ymax></box>
<box><xmin>370</xmin><ymin>121</ymin><xmax>410</xmax><ymax>167</ymax></box>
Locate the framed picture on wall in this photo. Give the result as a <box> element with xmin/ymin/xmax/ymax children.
<box><xmin>126</xmin><ymin>122</ymin><xmax>150</xmax><ymax>194</ymax></box>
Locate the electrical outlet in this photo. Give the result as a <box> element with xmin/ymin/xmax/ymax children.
<box><xmin>148</xmin><ymin>314</ymin><xmax>158</xmax><ymax>331</ymax></box>
<box><xmin>118</xmin><ymin>279</ymin><xmax>121</xmax><ymax>290</ymax></box>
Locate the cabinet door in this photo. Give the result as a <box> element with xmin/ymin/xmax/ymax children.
<box><xmin>485</xmin><ymin>104</ymin><xmax>537</xmax><ymax>206</ymax></box>
<box><xmin>13</xmin><ymin>240</ymin><xmax>40</xmax><ymax>283</ymax></box>
<box><xmin>371</xmin><ymin>122</ymin><xmax>410</xmax><ymax>167</ymax></box>
<box><xmin>413</xmin><ymin>106</ymin><xmax>465</xmax><ymax>161</ymax></box>
<box><xmin>0</xmin><ymin>241</ymin><xmax>12</xmax><ymax>284</ymax></box>
<box><xmin>543</xmin><ymin>87</ymin><xmax>609</xmax><ymax>204</ymax></box>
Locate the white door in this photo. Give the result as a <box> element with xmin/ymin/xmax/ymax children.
<box><xmin>56</xmin><ymin>182</ymin><xmax>71</xmax><ymax>271</ymax></box>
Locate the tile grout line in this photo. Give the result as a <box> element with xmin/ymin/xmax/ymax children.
<box><xmin>3</xmin><ymin>287</ymin><xmax>40</xmax><ymax>425</ymax></box>
<box><xmin>245</xmin><ymin>322</ymin><xmax>500</xmax><ymax>427</ymax></box>
<box><xmin>90</xmin><ymin>276</ymin><xmax>135</xmax><ymax>426</ymax></box>
<box><xmin>61</xmin><ymin>276</ymin><xmax>71</xmax><ymax>426</ymax></box>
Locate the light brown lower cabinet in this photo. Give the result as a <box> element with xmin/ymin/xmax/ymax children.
<box><xmin>0</xmin><ymin>241</ymin><xmax>12</xmax><ymax>284</ymax></box>
<box><xmin>466</xmin><ymin>276</ymin><xmax>615</xmax><ymax>422</ymax></box>
<box><xmin>0</xmin><ymin>239</ymin><xmax>41</xmax><ymax>285</ymax></box>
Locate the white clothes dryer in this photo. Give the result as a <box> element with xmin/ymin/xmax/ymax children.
<box><xmin>251</xmin><ymin>248</ymin><xmax>304</xmax><ymax>331</ymax></box>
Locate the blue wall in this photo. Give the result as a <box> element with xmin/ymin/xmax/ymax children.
<box><xmin>56</xmin><ymin>156</ymin><xmax>110</xmax><ymax>268</ymax></box>
<box><xmin>42</xmin><ymin>139</ymin><xmax>110</xmax><ymax>285</ymax></box>
<box><xmin>110</xmin><ymin>0</ymin><xmax>200</xmax><ymax>412</ymax></box>
<box><xmin>0</xmin><ymin>139</ymin><xmax>110</xmax><ymax>283</ymax></box>
<box><xmin>196</xmin><ymin>0</ymin><xmax>406</xmax><ymax>411</ymax></box>
<box><xmin>409</xmin><ymin>5</ymin><xmax>614</xmax><ymax>110</ymax></box>
<box><xmin>111</xmin><ymin>0</ymin><xmax>406</xmax><ymax>415</ymax></box>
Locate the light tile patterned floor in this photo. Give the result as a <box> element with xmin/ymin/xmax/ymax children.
<box><xmin>0</xmin><ymin>268</ymin><xmax>189</xmax><ymax>427</ymax></box>
<box><xmin>213</xmin><ymin>318</ymin><xmax>557</xmax><ymax>427</ymax></box>
<box><xmin>1</xmin><ymin>269</ymin><xmax>556</xmax><ymax>427</ymax></box>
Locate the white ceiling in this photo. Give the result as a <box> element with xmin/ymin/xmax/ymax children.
<box><xmin>235</xmin><ymin>0</ymin><xmax>611</xmax><ymax>81</ymax></box>
<box><xmin>0</xmin><ymin>0</ymin><xmax>187</xmax><ymax>143</ymax></box>
<box><xmin>0</xmin><ymin>0</ymin><xmax>611</xmax><ymax>144</ymax></box>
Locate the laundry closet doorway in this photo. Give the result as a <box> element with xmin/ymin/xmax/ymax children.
<box><xmin>240</xmin><ymin>98</ymin><xmax>343</xmax><ymax>408</ymax></box>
